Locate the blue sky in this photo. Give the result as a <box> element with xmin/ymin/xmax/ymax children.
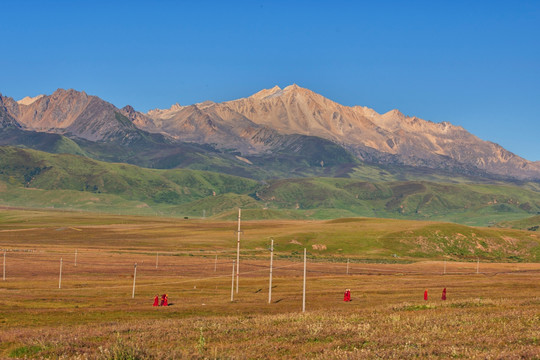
<box><xmin>1</xmin><ymin>0</ymin><xmax>539</xmax><ymax>160</ymax></box>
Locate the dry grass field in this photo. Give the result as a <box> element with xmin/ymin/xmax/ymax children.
<box><xmin>0</xmin><ymin>208</ymin><xmax>539</xmax><ymax>359</ymax></box>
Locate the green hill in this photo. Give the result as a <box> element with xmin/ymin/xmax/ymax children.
<box><xmin>256</xmin><ymin>178</ymin><xmax>540</xmax><ymax>226</ymax></box>
<box><xmin>1</xmin><ymin>146</ymin><xmax>539</xmax><ymax>225</ymax></box>
<box><xmin>0</xmin><ymin>128</ymin><xmax>88</xmax><ymax>156</ymax></box>
<box><xmin>0</xmin><ymin>146</ymin><xmax>259</xmax><ymax>216</ymax></box>
<box><xmin>494</xmin><ymin>215</ymin><xmax>540</xmax><ymax>231</ymax></box>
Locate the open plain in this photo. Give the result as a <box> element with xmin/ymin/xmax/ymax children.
<box><xmin>0</xmin><ymin>208</ymin><xmax>539</xmax><ymax>359</ymax></box>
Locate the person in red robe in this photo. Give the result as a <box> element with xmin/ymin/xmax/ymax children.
<box><xmin>162</xmin><ymin>294</ymin><xmax>168</xmax><ymax>306</ymax></box>
<box><xmin>441</xmin><ymin>288</ymin><xmax>447</xmax><ymax>300</ymax></box>
<box><xmin>153</xmin><ymin>294</ymin><xmax>159</xmax><ymax>306</ymax></box>
<box><xmin>343</xmin><ymin>289</ymin><xmax>351</xmax><ymax>302</ymax></box>
<box><xmin>424</xmin><ymin>289</ymin><xmax>428</xmax><ymax>301</ymax></box>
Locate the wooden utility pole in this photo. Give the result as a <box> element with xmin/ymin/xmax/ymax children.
<box><xmin>302</xmin><ymin>248</ymin><xmax>306</xmax><ymax>313</ymax></box>
<box><xmin>236</xmin><ymin>208</ymin><xmax>241</xmax><ymax>293</ymax></box>
<box><xmin>214</xmin><ymin>254</ymin><xmax>217</xmax><ymax>272</ymax></box>
<box><xmin>231</xmin><ymin>260</ymin><xmax>235</xmax><ymax>302</ymax></box>
<box><xmin>346</xmin><ymin>258</ymin><xmax>349</xmax><ymax>275</ymax></box>
<box><xmin>156</xmin><ymin>252</ymin><xmax>159</xmax><ymax>269</ymax></box>
<box><xmin>476</xmin><ymin>258</ymin><xmax>479</xmax><ymax>274</ymax></box>
<box><xmin>74</xmin><ymin>249</ymin><xmax>77</xmax><ymax>267</ymax></box>
<box><xmin>132</xmin><ymin>263</ymin><xmax>137</xmax><ymax>298</ymax></box>
<box><xmin>3</xmin><ymin>251</ymin><xmax>6</xmax><ymax>281</ymax></box>
<box><xmin>59</xmin><ymin>258</ymin><xmax>63</xmax><ymax>289</ymax></box>
<box><xmin>268</xmin><ymin>239</ymin><xmax>274</xmax><ymax>304</ymax></box>
<box><xmin>444</xmin><ymin>259</ymin><xmax>446</xmax><ymax>275</ymax></box>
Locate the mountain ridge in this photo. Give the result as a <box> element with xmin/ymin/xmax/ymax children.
<box><xmin>140</xmin><ymin>84</ymin><xmax>540</xmax><ymax>180</ymax></box>
<box><xmin>2</xmin><ymin>85</ymin><xmax>540</xmax><ymax>181</ymax></box>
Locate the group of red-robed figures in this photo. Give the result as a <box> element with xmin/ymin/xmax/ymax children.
<box><xmin>424</xmin><ymin>288</ymin><xmax>447</xmax><ymax>300</ymax></box>
<box><xmin>153</xmin><ymin>294</ymin><xmax>168</xmax><ymax>307</ymax></box>
<box><xmin>343</xmin><ymin>288</ymin><xmax>447</xmax><ymax>302</ymax></box>
<box><xmin>154</xmin><ymin>289</ymin><xmax>446</xmax><ymax>304</ymax></box>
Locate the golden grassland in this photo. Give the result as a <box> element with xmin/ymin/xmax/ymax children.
<box><xmin>0</xmin><ymin>208</ymin><xmax>539</xmax><ymax>359</ymax></box>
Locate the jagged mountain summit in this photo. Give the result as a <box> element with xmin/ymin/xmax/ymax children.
<box><xmin>140</xmin><ymin>84</ymin><xmax>540</xmax><ymax>180</ymax></box>
<box><xmin>1</xmin><ymin>89</ymin><xmax>147</xmax><ymax>143</ymax></box>
<box><xmin>17</xmin><ymin>94</ymin><xmax>45</xmax><ymax>106</ymax></box>
<box><xmin>1</xmin><ymin>85</ymin><xmax>539</xmax><ymax>181</ymax></box>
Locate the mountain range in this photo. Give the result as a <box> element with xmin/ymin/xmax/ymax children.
<box><xmin>1</xmin><ymin>85</ymin><xmax>539</xmax><ymax>181</ymax></box>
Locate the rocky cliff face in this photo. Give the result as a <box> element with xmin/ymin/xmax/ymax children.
<box><xmin>0</xmin><ymin>95</ymin><xmax>22</xmax><ymax>129</ymax></box>
<box><xmin>140</xmin><ymin>100</ymin><xmax>296</xmax><ymax>155</ymax></box>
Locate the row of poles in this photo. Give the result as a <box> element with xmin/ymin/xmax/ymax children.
<box><xmin>229</xmin><ymin>209</ymin><xmax>306</xmax><ymax>309</ymax></box>
<box><xmin>2</xmin><ymin>252</ymin><xmax>483</xmax><ymax>288</ymax></box>
<box><xmin>130</xmin><ymin>248</ymin><xmax>307</xmax><ymax>310</ymax></box>
<box><xmin>6</xmin><ymin>249</ymin><xmax>481</xmax><ymax>300</ymax></box>
<box><xmin>2</xmin><ymin>208</ymin><xmax>483</xmax><ymax>313</ymax></box>
<box><xmin>128</xmin><ymin>209</ymin><xmax>312</xmax><ymax>310</ymax></box>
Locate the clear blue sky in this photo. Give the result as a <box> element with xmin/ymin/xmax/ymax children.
<box><xmin>1</xmin><ymin>0</ymin><xmax>539</xmax><ymax>160</ymax></box>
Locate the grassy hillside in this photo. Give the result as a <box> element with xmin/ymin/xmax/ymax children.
<box><xmin>1</xmin><ymin>209</ymin><xmax>539</xmax><ymax>262</ymax></box>
<box><xmin>494</xmin><ymin>215</ymin><xmax>540</xmax><ymax>231</ymax></box>
<box><xmin>0</xmin><ymin>128</ymin><xmax>88</xmax><ymax>156</ymax></box>
<box><xmin>0</xmin><ymin>128</ymin><xmax>363</xmax><ymax>179</ymax></box>
<box><xmin>257</xmin><ymin>178</ymin><xmax>540</xmax><ymax>226</ymax></box>
<box><xmin>0</xmin><ymin>146</ymin><xmax>259</xmax><ymax>216</ymax></box>
<box><xmin>1</xmin><ymin>146</ymin><xmax>540</xmax><ymax>226</ymax></box>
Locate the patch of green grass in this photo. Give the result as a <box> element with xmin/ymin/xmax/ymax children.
<box><xmin>494</xmin><ymin>215</ymin><xmax>540</xmax><ymax>230</ymax></box>
<box><xmin>395</xmin><ymin>304</ymin><xmax>435</xmax><ymax>311</ymax></box>
<box><xmin>9</xmin><ymin>345</ymin><xmax>43</xmax><ymax>358</ymax></box>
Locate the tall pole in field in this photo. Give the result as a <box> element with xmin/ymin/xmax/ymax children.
<box><xmin>476</xmin><ymin>258</ymin><xmax>479</xmax><ymax>274</ymax></box>
<box><xmin>443</xmin><ymin>259</ymin><xmax>446</xmax><ymax>275</ymax></box>
<box><xmin>236</xmin><ymin>208</ymin><xmax>241</xmax><ymax>293</ymax></box>
<box><xmin>268</xmin><ymin>239</ymin><xmax>274</xmax><ymax>304</ymax></box>
<box><xmin>59</xmin><ymin>258</ymin><xmax>63</xmax><ymax>289</ymax></box>
<box><xmin>231</xmin><ymin>260</ymin><xmax>235</xmax><ymax>302</ymax></box>
<box><xmin>74</xmin><ymin>249</ymin><xmax>77</xmax><ymax>267</ymax></box>
<box><xmin>346</xmin><ymin>259</ymin><xmax>349</xmax><ymax>275</ymax></box>
<box><xmin>302</xmin><ymin>248</ymin><xmax>306</xmax><ymax>313</ymax></box>
<box><xmin>214</xmin><ymin>254</ymin><xmax>217</xmax><ymax>272</ymax></box>
<box><xmin>156</xmin><ymin>252</ymin><xmax>159</xmax><ymax>269</ymax></box>
<box><xmin>132</xmin><ymin>263</ymin><xmax>137</xmax><ymax>298</ymax></box>
<box><xmin>3</xmin><ymin>251</ymin><xmax>6</xmax><ymax>281</ymax></box>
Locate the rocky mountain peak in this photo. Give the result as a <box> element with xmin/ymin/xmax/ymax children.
<box><xmin>249</xmin><ymin>85</ymin><xmax>282</xmax><ymax>100</ymax></box>
<box><xmin>383</xmin><ymin>109</ymin><xmax>406</xmax><ymax>119</ymax></box>
<box><xmin>147</xmin><ymin>102</ymin><xmax>183</xmax><ymax>118</ymax></box>
<box><xmin>283</xmin><ymin>84</ymin><xmax>299</xmax><ymax>91</ymax></box>
<box><xmin>0</xmin><ymin>95</ymin><xmax>22</xmax><ymax>129</ymax></box>
<box><xmin>122</xmin><ymin>105</ymin><xmax>135</xmax><ymax>114</ymax></box>
<box><xmin>195</xmin><ymin>100</ymin><xmax>216</xmax><ymax>109</ymax></box>
<box><xmin>51</xmin><ymin>88</ymin><xmax>88</xmax><ymax>99</ymax></box>
<box><xmin>170</xmin><ymin>103</ymin><xmax>182</xmax><ymax>112</ymax></box>
<box><xmin>17</xmin><ymin>94</ymin><xmax>45</xmax><ymax>106</ymax></box>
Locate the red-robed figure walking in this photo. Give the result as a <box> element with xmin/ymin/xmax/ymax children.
<box><xmin>343</xmin><ymin>289</ymin><xmax>351</xmax><ymax>302</ymax></box>
<box><xmin>424</xmin><ymin>289</ymin><xmax>428</xmax><ymax>301</ymax></box>
<box><xmin>441</xmin><ymin>288</ymin><xmax>447</xmax><ymax>300</ymax></box>
<box><xmin>153</xmin><ymin>294</ymin><xmax>159</xmax><ymax>306</ymax></box>
<box><xmin>160</xmin><ymin>294</ymin><xmax>168</xmax><ymax>306</ymax></box>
